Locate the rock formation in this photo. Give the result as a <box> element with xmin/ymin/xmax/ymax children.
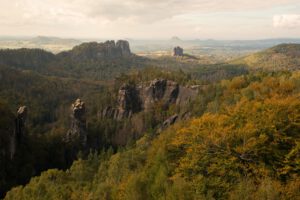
<box><xmin>100</xmin><ymin>79</ymin><xmax>199</xmax><ymax>146</ymax></box>
<box><xmin>101</xmin><ymin>84</ymin><xmax>141</xmax><ymax>120</ymax></box>
<box><xmin>101</xmin><ymin>79</ymin><xmax>197</xmax><ymax>121</ymax></box>
<box><xmin>116</xmin><ymin>40</ymin><xmax>131</xmax><ymax>56</ymax></box>
<box><xmin>173</xmin><ymin>46</ymin><xmax>184</xmax><ymax>56</ymax></box>
<box><xmin>65</xmin><ymin>99</ymin><xmax>87</xmax><ymax>146</ymax></box>
<box><xmin>142</xmin><ymin>79</ymin><xmax>179</xmax><ymax>110</ymax></box>
<box><xmin>11</xmin><ymin>106</ymin><xmax>28</xmax><ymax>159</ymax></box>
<box><xmin>68</xmin><ymin>40</ymin><xmax>132</xmax><ymax>61</ymax></box>
<box><xmin>115</xmin><ymin>84</ymin><xmax>142</xmax><ymax>119</ymax></box>
<box><xmin>15</xmin><ymin>106</ymin><xmax>27</xmax><ymax>143</ymax></box>
<box><xmin>0</xmin><ymin>105</ymin><xmax>28</xmax><ymax>160</ymax></box>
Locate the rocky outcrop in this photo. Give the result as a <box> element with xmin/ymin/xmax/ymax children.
<box><xmin>99</xmin><ymin>79</ymin><xmax>199</xmax><ymax>146</ymax></box>
<box><xmin>116</xmin><ymin>40</ymin><xmax>131</xmax><ymax>56</ymax></box>
<box><xmin>65</xmin><ymin>99</ymin><xmax>87</xmax><ymax>146</ymax></box>
<box><xmin>0</xmin><ymin>105</ymin><xmax>27</xmax><ymax>160</ymax></box>
<box><xmin>15</xmin><ymin>106</ymin><xmax>27</xmax><ymax>144</ymax></box>
<box><xmin>67</xmin><ymin>40</ymin><xmax>132</xmax><ymax>61</ymax></box>
<box><xmin>101</xmin><ymin>79</ymin><xmax>197</xmax><ymax>120</ymax></box>
<box><xmin>116</xmin><ymin>84</ymin><xmax>141</xmax><ymax>120</ymax></box>
<box><xmin>173</xmin><ymin>46</ymin><xmax>183</xmax><ymax>56</ymax></box>
<box><xmin>10</xmin><ymin>106</ymin><xmax>27</xmax><ymax>159</ymax></box>
<box><xmin>101</xmin><ymin>84</ymin><xmax>142</xmax><ymax>120</ymax></box>
<box><xmin>142</xmin><ymin>79</ymin><xmax>179</xmax><ymax>110</ymax></box>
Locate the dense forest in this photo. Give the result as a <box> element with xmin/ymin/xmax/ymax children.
<box><xmin>1</xmin><ymin>42</ymin><xmax>299</xmax><ymax>199</ymax></box>
<box><xmin>4</xmin><ymin>71</ymin><xmax>300</xmax><ymax>200</ymax></box>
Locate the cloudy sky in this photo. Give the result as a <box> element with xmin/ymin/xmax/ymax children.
<box><xmin>0</xmin><ymin>0</ymin><xmax>300</xmax><ymax>39</ymax></box>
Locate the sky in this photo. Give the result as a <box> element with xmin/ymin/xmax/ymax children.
<box><xmin>0</xmin><ymin>0</ymin><xmax>300</xmax><ymax>40</ymax></box>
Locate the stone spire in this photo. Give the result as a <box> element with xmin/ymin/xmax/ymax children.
<box><xmin>65</xmin><ymin>99</ymin><xmax>87</xmax><ymax>146</ymax></box>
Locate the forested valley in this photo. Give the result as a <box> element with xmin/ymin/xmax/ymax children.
<box><xmin>0</xmin><ymin>41</ymin><xmax>299</xmax><ymax>199</ymax></box>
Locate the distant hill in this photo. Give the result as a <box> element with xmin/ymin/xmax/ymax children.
<box><xmin>232</xmin><ymin>43</ymin><xmax>300</xmax><ymax>71</ymax></box>
<box><xmin>30</xmin><ymin>36</ymin><xmax>81</xmax><ymax>45</ymax></box>
<box><xmin>0</xmin><ymin>36</ymin><xmax>82</xmax><ymax>53</ymax></box>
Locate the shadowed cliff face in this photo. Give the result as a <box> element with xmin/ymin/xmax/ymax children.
<box><xmin>142</xmin><ymin>79</ymin><xmax>180</xmax><ymax>111</ymax></box>
<box><xmin>0</xmin><ymin>105</ymin><xmax>28</xmax><ymax>161</ymax></box>
<box><xmin>0</xmin><ymin>104</ymin><xmax>30</xmax><ymax>197</ymax></box>
<box><xmin>116</xmin><ymin>84</ymin><xmax>142</xmax><ymax>120</ymax></box>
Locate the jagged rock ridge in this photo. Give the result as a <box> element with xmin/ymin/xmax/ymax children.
<box><xmin>65</xmin><ymin>40</ymin><xmax>132</xmax><ymax>61</ymax></box>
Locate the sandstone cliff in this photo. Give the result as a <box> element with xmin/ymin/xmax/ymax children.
<box><xmin>101</xmin><ymin>78</ymin><xmax>198</xmax><ymax>121</ymax></box>
<box><xmin>64</xmin><ymin>99</ymin><xmax>87</xmax><ymax>146</ymax></box>
<box><xmin>0</xmin><ymin>105</ymin><xmax>27</xmax><ymax>160</ymax></box>
<box><xmin>65</xmin><ymin>40</ymin><xmax>132</xmax><ymax>61</ymax></box>
<box><xmin>100</xmin><ymin>79</ymin><xmax>198</xmax><ymax>145</ymax></box>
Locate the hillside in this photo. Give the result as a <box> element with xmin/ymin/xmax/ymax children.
<box><xmin>1</xmin><ymin>42</ymin><xmax>299</xmax><ymax>199</ymax></box>
<box><xmin>0</xmin><ymin>64</ymin><xmax>105</xmax><ymax>130</ymax></box>
<box><xmin>4</xmin><ymin>71</ymin><xmax>300</xmax><ymax>200</ymax></box>
<box><xmin>0</xmin><ymin>40</ymin><xmax>148</xmax><ymax>80</ymax></box>
<box><xmin>232</xmin><ymin>44</ymin><xmax>300</xmax><ymax>71</ymax></box>
<box><xmin>0</xmin><ymin>63</ymin><xmax>109</xmax><ymax>196</ymax></box>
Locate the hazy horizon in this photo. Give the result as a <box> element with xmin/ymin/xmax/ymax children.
<box><xmin>1</xmin><ymin>0</ymin><xmax>300</xmax><ymax>40</ymax></box>
<box><xmin>1</xmin><ymin>35</ymin><xmax>300</xmax><ymax>41</ymax></box>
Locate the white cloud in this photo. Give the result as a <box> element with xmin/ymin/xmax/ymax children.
<box><xmin>0</xmin><ymin>0</ymin><xmax>299</xmax><ymax>38</ymax></box>
<box><xmin>3</xmin><ymin>0</ymin><xmax>299</xmax><ymax>24</ymax></box>
<box><xmin>273</xmin><ymin>14</ymin><xmax>300</xmax><ymax>28</ymax></box>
